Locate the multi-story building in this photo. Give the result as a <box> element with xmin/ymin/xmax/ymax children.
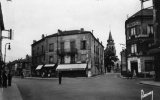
<box><xmin>148</xmin><ymin>0</ymin><xmax>160</xmax><ymax>81</ymax></box>
<box><xmin>31</xmin><ymin>29</ymin><xmax>104</xmax><ymax>77</ymax></box>
<box><xmin>0</xmin><ymin>3</ymin><xmax>5</xmax><ymax>64</ymax></box>
<box><xmin>125</xmin><ymin>8</ymin><xmax>154</xmax><ymax>76</ymax></box>
<box><xmin>0</xmin><ymin>3</ymin><xmax>5</xmax><ymax>75</ymax></box>
<box><xmin>7</xmin><ymin>55</ymin><xmax>32</xmax><ymax>77</ymax></box>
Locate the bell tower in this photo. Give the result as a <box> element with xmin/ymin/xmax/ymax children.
<box><xmin>107</xmin><ymin>31</ymin><xmax>116</xmax><ymax>55</ymax></box>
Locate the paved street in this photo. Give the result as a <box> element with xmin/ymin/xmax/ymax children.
<box><xmin>14</xmin><ymin>76</ymin><xmax>160</xmax><ymax>100</ymax></box>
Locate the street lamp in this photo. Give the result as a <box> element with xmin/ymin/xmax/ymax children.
<box><xmin>4</xmin><ymin>43</ymin><xmax>11</xmax><ymax>69</ymax></box>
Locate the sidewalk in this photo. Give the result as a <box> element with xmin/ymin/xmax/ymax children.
<box><xmin>0</xmin><ymin>83</ymin><xmax>23</xmax><ymax>100</ymax></box>
<box><xmin>140</xmin><ymin>81</ymin><xmax>160</xmax><ymax>87</ymax></box>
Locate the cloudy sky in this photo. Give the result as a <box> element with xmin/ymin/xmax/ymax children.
<box><xmin>1</xmin><ymin>0</ymin><xmax>152</xmax><ymax>62</ymax></box>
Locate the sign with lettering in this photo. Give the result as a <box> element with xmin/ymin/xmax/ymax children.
<box><xmin>127</xmin><ymin>21</ymin><xmax>141</xmax><ymax>28</ymax></box>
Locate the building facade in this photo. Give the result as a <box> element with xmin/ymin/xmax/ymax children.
<box><xmin>31</xmin><ymin>29</ymin><xmax>104</xmax><ymax>77</ymax></box>
<box><xmin>125</xmin><ymin>8</ymin><xmax>154</xmax><ymax>76</ymax></box>
<box><xmin>7</xmin><ymin>55</ymin><xmax>32</xmax><ymax>77</ymax></box>
<box><xmin>148</xmin><ymin>0</ymin><xmax>160</xmax><ymax>81</ymax></box>
<box><xmin>0</xmin><ymin>3</ymin><xmax>5</xmax><ymax>74</ymax></box>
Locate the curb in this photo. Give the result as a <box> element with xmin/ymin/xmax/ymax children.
<box><xmin>139</xmin><ymin>81</ymin><xmax>160</xmax><ymax>87</ymax></box>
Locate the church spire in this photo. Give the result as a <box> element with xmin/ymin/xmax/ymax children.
<box><xmin>107</xmin><ymin>30</ymin><xmax>113</xmax><ymax>42</ymax></box>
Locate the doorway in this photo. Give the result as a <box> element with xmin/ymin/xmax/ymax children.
<box><xmin>131</xmin><ymin>61</ymin><xmax>138</xmax><ymax>76</ymax></box>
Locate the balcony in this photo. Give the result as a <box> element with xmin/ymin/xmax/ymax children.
<box><xmin>58</xmin><ymin>48</ymin><xmax>78</xmax><ymax>56</ymax></box>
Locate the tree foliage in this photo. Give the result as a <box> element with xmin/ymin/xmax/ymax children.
<box><xmin>104</xmin><ymin>48</ymin><xmax>118</xmax><ymax>73</ymax></box>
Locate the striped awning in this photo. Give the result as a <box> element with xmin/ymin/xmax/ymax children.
<box><xmin>56</xmin><ymin>63</ymin><xmax>87</xmax><ymax>71</ymax></box>
<box><xmin>36</xmin><ymin>65</ymin><xmax>43</xmax><ymax>70</ymax></box>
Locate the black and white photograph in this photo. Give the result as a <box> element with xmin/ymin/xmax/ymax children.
<box><xmin>0</xmin><ymin>0</ymin><xmax>160</xmax><ymax>100</ymax></box>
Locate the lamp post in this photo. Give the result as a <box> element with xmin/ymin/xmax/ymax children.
<box><xmin>3</xmin><ymin>43</ymin><xmax>11</xmax><ymax>70</ymax></box>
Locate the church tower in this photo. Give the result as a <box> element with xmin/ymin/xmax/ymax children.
<box><xmin>107</xmin><ymin>31</ymin><xmax>116</xmax><ymax>55</ymax></box>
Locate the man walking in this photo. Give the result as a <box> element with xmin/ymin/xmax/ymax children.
<box><xmin>2</xmin><ymin>71</ymin><xmax>7</xmax><ymax>88</ymax></box>
<box><xmin>58</xmin><ymin>72</ymin><xmax>62</xmax><ymax>85</ymax></box>
<box><xmin>8</xmin><ymin>71</ymin><xmax>12</xmax><ymax>86</ymax></box>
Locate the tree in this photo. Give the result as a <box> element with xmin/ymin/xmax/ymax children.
<box><xmin>104</xmin><ymin>48</ymin><xmax>118</xmax><ymax>73</ymax></box>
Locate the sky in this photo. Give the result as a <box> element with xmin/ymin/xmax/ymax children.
<box><xmin>0</xmin><ymin>0</ymin><xmax>152</xmax><ymax>62</ymax></box>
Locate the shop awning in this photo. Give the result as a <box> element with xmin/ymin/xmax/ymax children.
<box><xmin>36</xmin><ymin>65</ymin><xmax>43</xmax><ymax>70</ymax></box>
<box><xmin>44</xmin><ymin>64</ymin><xmax>55</xmax><ymax>68</ymax></box>
<box><xmin>56</xmin><ymin>63</ymin><xmax>87</xmax><ymax>71</ymax></box>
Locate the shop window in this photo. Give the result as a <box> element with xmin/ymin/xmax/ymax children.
<box><xmin>71</xmin><ymin>55</ymin><xmax>75</xmax><ymax>64</ymax></box>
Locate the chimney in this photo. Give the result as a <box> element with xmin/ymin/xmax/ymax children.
<box><xmin>80</xmin><ymin>28</ymin><xmax>84</xmax><ymax>32</ymax></box>
<box><xmin>97</xmin><ymin>38</ymin><xmax>99</xmax><ymax>41</ymax></box>
<box><xmin>33</xmin><ymin>40</ymin><xmax>36</xmax><ymax>43</ymax></box>
<box><xmin>42</xmin><ymin>34</ymin><xmax>45</xmax><ymax>39</ymax></box>
<box><xmin>58</xmin><ymin>29</ymin><xmax>62</xmax><ymax>34</ymax></box>
<box><xmin>92</xmin><ymin>30</ymin><xmax>94</xmax><ymax>34</ymax></box>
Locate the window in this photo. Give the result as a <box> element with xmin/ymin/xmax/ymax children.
<box><xmin>60</xmin><ymin>56</ymin><xmax>64</xmax><ymax>64</ymax></box>
<box><xmin>60</xmin><ymin>42</ymin><xmax>64</xmax><ymax>51</ymax></box>
<box><xmin>49</xmin><ymin>56</ymin><xmax>53</xmax><ymax>64</ymax></box>
<box><xmin>37</xmin><ymin>47</ymin><xmax>39</xmax><ymax>55</ymax></box>
<box><xmin>135</xmin><ymin>25</ymin><xmax>141</xmax><ymax>35</ymax></box>
<box><xmin>131</xmin><ymin>44</ymin><xmax>137</xmax><ymax>53</ymax></box>
<box><xmin>81</xmin><ymin>40</ymin><xmax>87</xmax><ymax>50</ymax></box>
<box><xmin>81</xmin><ymin>54</ymin><xmax>86</xmax><ymax>63</ymax></box>
<box><xmin>145</xmin><ymin>61</ymin><xmax>154</xmax><ymax>71</ymax></box>
<box><xmin>70</xmin><ymin>41</ymin><xmax>75</xmax><ymax>50</ymax></box>
<box><xmin>49</xmin><ymin>43</ymin><xmax>54</xmax><ymax>52</ymax></box>
<box><xmin>41</xmin><ymin>45</ymin><xmax>44</xmax><ymax>53</ymax></box>
<box><xmin>131</xmin><ymin>27</ymin><xmax>136</xmax><ymax>36</ymax></box>
<box><xmin>94</xmin><ymin>45</ymin><xmax>95</xmax><ymax>53</ymax></box>
<box><xmin>98</xmin><ymin>47</ymin><xmax>99</xmax><ymax>55</ymax></box>
<box><xmin>147</xmin><ymin>25</ymin><xmax>153</xmax><ymax>35</ymax></box>
<box><xmin>71</xmin><ymin>55</ymin><xmax>75</xmax><ymax>64</ymax></box>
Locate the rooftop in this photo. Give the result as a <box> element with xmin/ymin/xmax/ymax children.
<box><xmin>126</xmin><ymin>8</ymin><xmax>153</xmax><ymax>23</ymax></box>
<box><xmin>32</xmin><ymin>29</ymin><xmax>104</xmax><ymax>47</ymax></box>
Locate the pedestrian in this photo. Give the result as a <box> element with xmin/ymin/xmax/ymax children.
<box><xmin>58</xmin><ymin>72</ymin><xmax>62</xmax><ymax>85</ymax></box>
<box><xmin>42</xmin><ymin>72</ymin><xmax>45</xmax><ymax>78</ymax></box>
<box><xmin>2</xmin><ymin>71</ymin><xmax>7</xmax><ymax>88</ymax></box>
<box><xmin>21</xmin><ymin>72</ymin><xmax>24</xmax><ymax>78</ymax></box>
<box><xmin>8</xmin><ymin>72</ymin><xmax>12</xmax><ymax>86</ymax></box>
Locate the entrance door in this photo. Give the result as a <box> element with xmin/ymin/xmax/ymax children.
<box><xmin>131</xmin><ymin>62</ymin><xmax>138</xmax><ymax>76</ymax></box>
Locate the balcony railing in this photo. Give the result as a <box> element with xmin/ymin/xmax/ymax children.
<box><xmin>58</xmin><ymin>48</ymin><xmax>78</xmax><ymax>55</ymax></box>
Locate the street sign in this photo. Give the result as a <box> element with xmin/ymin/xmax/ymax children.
<box><xmin>141</xmin><ymin>89</ymin><xmax>153</xmax><ymax>100</ymax></box>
